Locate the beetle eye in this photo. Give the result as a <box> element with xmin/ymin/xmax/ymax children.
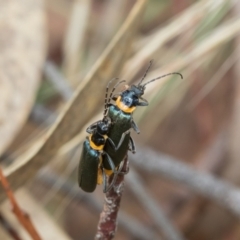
<box><xmin>124</xmin><ymin>97</ymin><xmax>133</xmax><ymax>106</ymax></box>
<box><xmin>103</xmin><ymin>125</ymin><xmax>108</xmax><ymax>131</ymax></box>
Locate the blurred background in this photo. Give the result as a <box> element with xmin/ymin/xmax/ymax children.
<box><xmin>1</xmin><ymin>0</ymin><xmax>240</xmax><ymax>239</ymax></box>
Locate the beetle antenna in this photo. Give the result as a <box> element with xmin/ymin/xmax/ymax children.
<box><xmin>103</xmin><ymin>78</ymin><xmax>118</xmax><ymax>118</ymax></box>
<box><xmin>142</xmin><ymin>72</ymin><xmax>183</xmax><ymax>87</ymax></box>
<box><xmin>108</xmin><ymin>80</ymin><xmax>126</xmax><ymax>104</ymax></box>
<box><xmin>103</xmin><ymin>80</ymin><xmax>126</xmax><ymax>118</ymax></box>
<box><xmin>138</xmin><ymin>60</ymin><xmax>153</xmax><ymax>86</ymax></box>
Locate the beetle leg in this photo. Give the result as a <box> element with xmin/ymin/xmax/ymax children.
<box><xmin>128</xmin><ymin>136</ymin><xmax>136</xmax><ymax>153</ymax></box>
<box><xmin>104</xmin><ymin>160</ymin><xmax>125</xmax><ymax>193</ymax></box>
<box><xmin>115</xmin><ymin>159</ymin><xmax>125</xmax><ymax>174</ymax></box>
<box><xmin>138</xmin><ymin>97</ymin><xmax>148</xmax><ymax>107</ymax></box>
<box><xmin>137</xmin><ymin>101</ymin><xmax>148</xmax><ymax>106</ymax></box>
<box><xmin>107</xmin><ymin>129</ymin><xmax>131</xmax><ymax>151</ymax></box>
<box><xmin>131</xmin><ymin>119</ymin><xmax>140</xmax><ymax>134</ymax></box>
<box><xmin>104</xmin><ymin>171</ymin><xmax>117</xmax><ymax>193</ymax></box>
<box><xmin>101</xmin><ymin>151</ymin><xmax>117</xmax><ymax>175</ymax></box>
<box><xmin>117</xmin><ymin>157</ymin><xmax>129</xmax><ymax>175</ymax></box>
<box><xmin>103</xmin><ymin>158</ymin><xmax>129</xmax><ymax>193</ymax></box>
<box><xmin>101</xmin><ymin>151</ymin><xmax>126</xmax><ymax>191</ymax></box>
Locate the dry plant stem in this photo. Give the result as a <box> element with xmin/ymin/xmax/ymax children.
<box><xmin>0</xmin><ymin>167</ymin><xmax>42</xmax><ymax>240</ymax></box>
<box><xmin>38</xmin><ymin>168</ymin><xmax>159</xmax><ymax>240</ymax></box>
<box><xmin>0</xmin><ymin>212</ymin><xmax>23</xmax><ymax>240</ymax></box>
<box><xmin>63</xmin><ymin>0</ymin><xmax>91</xmax><ymax>83</ymax></box>
<box><xmin>227</xmin><ymin>0</ymin><xmax>240</xmax><ymax>184</ymax></box>
<box><xmin>2</xmin><ymin>0</ymin><xmax>148</xmax><ymax>202</ymax></box>
<box><xmin>127</xmin><ymin>169</ymin><xmax>185</xmax><ymax>240</ymax></box>
<box><xmin>44</xmin><ymin>61</ymin><xmax>73</xmax><ymax>101</ymax></box>
<box><xmin>124</xmin><ymin>0</ymin><xmax>230</xmax><ymax>79</ymax></box>
<box><xmin>31</xmin><ymin>104</ymin><xmax>57</xmax><ymax>125</ymax></box>
<box><xmin>188</xmin><ymin>52</ymin><xmax>239</xmax><ymax>109</ymax></box>
<box><xmin>95</xmin><ymin>156</ymin><xmax>128</xmax><ymax>240</ymax></box>
<box><xmin>131</xmin><ymin>146</ymin><xmax>240</xmax><ymax>218</ymax></box>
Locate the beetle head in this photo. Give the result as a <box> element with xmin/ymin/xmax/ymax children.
<box><xmin>97</xmin><ymin>117</ymin><xmax>111</xmax><ymax>135</ymax></box>
<box><xmin>118</xmin><ymin>60</ymin><xmax>183</xmax><ymax>109</ymax></box>
<box><xmin>120</xmin><ymin>86</ymin><xmax>143</xmax><ymax>108</ymax></box>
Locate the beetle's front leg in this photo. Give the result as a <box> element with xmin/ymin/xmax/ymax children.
<box><xmin>137</xmin><ymin>97</ymin><xmax>149</xmax><ymax>106</ymax></box>
<box><xmin>107</xmin><ymin>129</ymin><xmax>131</xmax><ymax>151</ymax></box>
<box><xmin>131</xmin><ymin>119</ymin><xmax>140</xmax><ymax>134</ymax></box>
<box><xmin>128</xmin><ymin>136</ymin><xmax>136</xmax><ymax>154</ymax></box>
<box><xmin>100</xmin><ymin>151</ymin><xmax>121</xmax><ymax>193</ymax></box>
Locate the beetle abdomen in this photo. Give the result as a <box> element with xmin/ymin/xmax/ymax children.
<box><xmin>78</xmin><ymin>141</ymin><xmax>100</xmax><ymax>192</ymax></box>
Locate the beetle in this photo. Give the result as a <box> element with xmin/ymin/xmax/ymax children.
<box><xmin>78</xmin><ymin>78</ymin><xmax>134</xmax><ymax>193</ymax></box>
<box><xmin>103</xmin><ymin>60</ymin><xmax>183</xmax><ymax>172</ymax></box>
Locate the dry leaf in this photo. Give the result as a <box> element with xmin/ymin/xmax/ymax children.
<box><xmin>1</xmin><ymin>0</ymin><xmax>148</xmax><ymax>202</ymax></box>
<box><xmin>0</xmin><ymin>0</ymin><xmax>46</xmax><ymax>155</ymax></box>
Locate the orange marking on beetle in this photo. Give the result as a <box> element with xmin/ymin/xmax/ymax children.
<box><xmin>116</xmin><ymin>96</ymin><xmax>136</xmax><ymax>113</ymax></box>
<box><xmin>89</xmin><ymin>134</ymin><xmax>107</xmax><ymax>150</ymax></box>
<box><xmin>97</xmin><ymin>168</ymin><xmax>103</xmax><ymax>185</ymax></box>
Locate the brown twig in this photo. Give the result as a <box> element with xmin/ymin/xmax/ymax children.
<box><xmin>38</xmin><ymin>167</ymin><xmax>159</xmax><ymax>239</ymax></box>
<box><xmin>0</xmin><ymin>212</ymin><xmax>23</xmax><ymax>240</ymax></box>
<box><xmin>0</xmin><ymin>167</ymin><xmax>42</xmax><ymax>240</ymax></box>
<box><xmin>95</xmin><ymin>156</ymin><xmax>128</xmax><ymax>240</ymax></box>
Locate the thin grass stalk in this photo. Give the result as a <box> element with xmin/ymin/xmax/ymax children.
<box><xmin>188</xmin><ymin>52</ymin><xmax>239</xmax><ymax>109</ymax></box>
<box><xmin>63</xmin><ymin>0</ymin><xmax>91</xmax><ymax>85</ymax></box>
<box><xmin>227</xmin><ymin>0</ymin><xmax>240</xmax><ymax>184</ymax></box>
<box><xmin>131</xmin><ymin>146</ymin><xmax>240</xmax><ymax>218</ymax></box>
<box><xmin>127</xmin><ymin>169</ymin><xmax>185</xmax><ymax>240</ymax></box>
<box><xmin>123</xmin><ymin>0</ymin><xmax>222</xmax><ymax>80</ymax></box>
<box><xmin>44</xmin><ymin>61</ymin><xmax>72</xmax><ymax>101</ymax></box>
